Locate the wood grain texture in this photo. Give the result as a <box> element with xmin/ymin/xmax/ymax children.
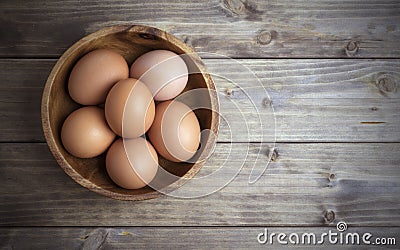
<box><xmin>0</xmin><ymin>227</ymin><xmax>398</xmax><ymax>249</ymax></box>
<box><xmin>1</xmin><ymin>142</ymin><xmax>399</xmax><ymax>226</ymax></box>
<box><xmin>1</xmin><ymin>0</ymin><xmax>399</xmax><ymax>58</ymax></box>
<box><xmin>1</xmin><ymin>0</ymin><xmax>399</xmax><ymax>247</ymax></box>
<box><xmin>1</xmin><ymin>59</ymin><xmax>399</xmax><ymax>142</ymax></box>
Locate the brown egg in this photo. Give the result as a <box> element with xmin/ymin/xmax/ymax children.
<box><xmin>148</xmin><ymin>100</ymin><xmax>200</xmax><ymax>162</ymax></box>
<box><xmin>130</xmin><ymin>50</ymin><xmax>188</xmax><ymax>101</ymax></box>
<box><xmin>106</xmin><ymin>138</ymin><xmax>158</xmax><ymax>189</ymax></box>
<box><xmin>105</xmin><ymin>78</ymin><xmax>155</xmax><ymax>138</ymax></box>
<box><xmin>68</xmin><ymin>49</ymin><xmax>129</xmax><ymax>105</ymax></box>
<box><xmin>61</xmin><ymin>106</ymin><xmax>116</xmax><ymax>158</ymax></box>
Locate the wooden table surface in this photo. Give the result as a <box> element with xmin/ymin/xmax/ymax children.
<box><xmin>1</xmin><ymin>0</ymin><xmax>400</xmax><ymax>249</ymax></box>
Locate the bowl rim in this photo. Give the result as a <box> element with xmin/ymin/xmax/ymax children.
<box><xmin>41</xmin><ymin>24</ymin><xmax>220</xmax><ymax>201</ymax></box>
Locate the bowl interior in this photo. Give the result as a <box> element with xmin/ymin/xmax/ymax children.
<box><xmin>42</xmin><ymin>25</ymin><xmax>218</xmax><ymax>200</ymax></box>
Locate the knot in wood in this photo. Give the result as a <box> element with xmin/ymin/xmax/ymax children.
<box><xmin>267</xmin><ymin>147</ymin><xmax>279</xmax><ymax>161</ymax></box>
<box><xmin>139</xmin><ymin>33</ymin><xmax>157</xmax><ymax>40</ymax></box>
<box><xmin>223</xmin><ymin>0</ymin><xmax>245</xmax><ymax>15</ymax></box>
<box><xmin>345</xmin><ymin>40</ymin><xmax>359</xmax><ymax>57</ymax></box>
<box><xmin>263</xmin><ymin>97</ymin><xmax>272</xmax><ymax>107</ymax></box>
<box><xmin>81</xmin><ymin>229</ymin><xmax>110</xmax><ymax>250</ymax></box>
<box><xmin>376</xmin><ymin>74</ymin><xmax>397</xmax><ymax>93</ymax></box>
<box><xmin>257</xmin><ymin>31</ymin><xmax>272</xmax><ymax>45</ymax></box>
<box><xmin>324</xmin><ymin>209</ymin><xmax>335</xmax><ymax>223</ymax></box>
<box><xmin>223</xmin><ymin>0</ymin><xmax>263</xmax><ymax>20</ymax></box>
<box><xmin>225</xmin><ymin>88</ymin><xmax>234</xmax><ymax>96</ymax></box>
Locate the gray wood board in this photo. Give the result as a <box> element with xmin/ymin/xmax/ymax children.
<box><xmin>1</xmin><ymin>142</ymin><xmax>399</xmax><ymax>226</ymax></box>
<box><xmin>1</xmin><ymin>0</ymin><xmax>399</xmax><ymax>58</ymax></box>
<box><xmin>0</xmin><ymin>227</ymin><xmax>399</xmax><ymax>249</ymax></box>
<box><xmin>1</xmin><ymin>59</ymin><xmax>399</xmax><ymax>142</ymax></box>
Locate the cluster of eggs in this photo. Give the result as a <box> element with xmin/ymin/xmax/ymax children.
<box><xmin>61</xmin><ymin>49</ymin><xmax>201</xmax><ymax>189</ymax></box>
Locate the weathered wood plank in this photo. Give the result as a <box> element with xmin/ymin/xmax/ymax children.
<box><xmin>0</xmin><ymin>142</ymin><xmax>399</xmax><ymax>226</ymax></box>
<box><xmin>1</xmin><ymin>0</ymin><xmax>399</xmax><ymax>58</ymax></box>
<box><xmin>0</xmin><ymin>227</ymin><xmax>398</xmax><ymax>249</ymax></box>
<box><xmin>0</xmin><ymin>59</ymin><xmax>399</xmax><ymax>142</ymax></box>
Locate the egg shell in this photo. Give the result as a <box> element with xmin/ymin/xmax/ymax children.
<box><xmin>130</xmin><ymin>50</ymin><xmax>188</xmax><ymax>101</ymax></box>
<box><xmin>148</xmin><ymin>100</ymin><xmax>200</xmax><ymax>162</ymax></box>
<box><xmin>61</xmin><ymin>106</ymin><xmax>116</xmax><ymax>158</ymax></box>
<box><xmin>106</xmin><ymin>138</ymin><xmax>158</xmax><ymax>189</ymax></box>
<box><xmin>68</xmin><ymin>49</ymin><xmax>129</xmax><ymax>105</ymax></box>
<box><xmin>105</xmin><ymin>78</ymin><xmax>155</xmax><ymax>138</ymax></box>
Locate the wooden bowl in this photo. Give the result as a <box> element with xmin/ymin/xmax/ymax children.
<box><xmin>41</xmin><ymin>25</ymin><xmax>219</xmax><ymax>200</ymax></box>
